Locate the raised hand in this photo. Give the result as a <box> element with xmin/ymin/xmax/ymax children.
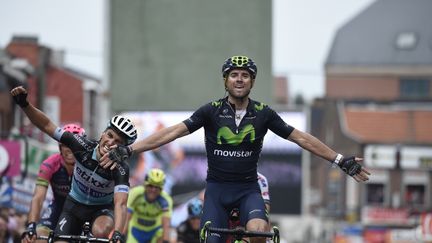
<box><xmin>10</xmin><ymin>86</ymin><xmax>29</xmax><ymax>108</ymax></box>
<box><xmin>338</xmin><ymin>156</ymin><xmax>370</xmax><ymax>182</ymax></box>
<box><xmin>100</xmin><ymin>145</ymin><xmax>132</xmax><ymax>170</ymax></box>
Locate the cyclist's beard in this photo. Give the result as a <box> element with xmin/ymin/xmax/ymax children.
<box><xmin>228</xmin><ymin>89</ymin><xmax>250</xmax><ymax>102</ymax></box>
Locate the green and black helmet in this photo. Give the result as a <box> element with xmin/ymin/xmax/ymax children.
<box><xmin>221</xmin><ymin>55</ymin><xmax>257</xmax><ymax>79</ymax></box>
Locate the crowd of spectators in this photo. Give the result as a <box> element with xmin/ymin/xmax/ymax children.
<box><xmin>0</xmin><ymin>206</ymin><xmax>27</xmax><ymax>243</ymax></box>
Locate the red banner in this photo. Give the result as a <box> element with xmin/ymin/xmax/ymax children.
<box><xmin>364</xmin><ymin>229</ymin><xmax>386</xmax><ymax>243</ymax></box>
<box><xmin>362</xmin><ymin>207</ymin><xmax>410</xmax><ymax>226</ymax></box>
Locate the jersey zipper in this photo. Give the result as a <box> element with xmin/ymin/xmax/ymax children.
<box><xmin>226</xmin><ymin>101</ymin><xmax>241</xmax><ymax>133</ymax></box>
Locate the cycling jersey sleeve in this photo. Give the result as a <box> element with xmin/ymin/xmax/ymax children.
<box><xmin>160</xmin><ymin>192</ymin><xmax>173</xmax><ymax>218</ymax></box>
<box><xmin>113</xmin><ymin>161</ymin><xmax>130</xmax><ymax>193</ymax></box>
<box><xmin>267</xmin><ymin>107</ymin><xmax>294</xmax><ymax>139</ymax></box>
<box><xmin>183</xmin><ymin>103</ymin><xmax>210</xmax><ymax>133</ymax></box>
<box><xmin>55</xmin><ymin>128</ymin><xmax>94</xmax><ymax>153</ymax></box>
<box><xmin>36</xmin><ymin>153</ymin><xmax>62</xmax><ymax>187</ymax></box>
<box><xmin>127</xmin><ymin>185</ymin><xmax>143</xmax><ymax>213</ymax></box>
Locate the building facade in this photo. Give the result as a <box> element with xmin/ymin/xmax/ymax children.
<box><xmin>312</xmin><ymin>0</ymin><xmax>432</xmax><ymax>241</ymax></box>
<box><xmin>108</xmin><ymin>0</ymin><xmax>273</xmax><ymax>112</ymax></box>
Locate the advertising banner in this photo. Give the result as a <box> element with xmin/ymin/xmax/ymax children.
<box><xmin>0</xmin><ymin>140</ymin><xmax>21</xmax><ymax>177</ymax></box>
<box><xmin>362</xmin><ymin>206</ymin><xmax>411</xmax><ymax>226</ymax></box>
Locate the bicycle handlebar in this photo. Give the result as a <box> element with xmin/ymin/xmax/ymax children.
<box><xmin>200</xmin><ymin>221</ymin><xmax>280</xmax><ymax>243</ymax></box>
<box><xmin>207</xmin><ymin>226</ymin><xmax>275</xmax><ymax>238</ymax></box>
<box><xmin>37</xmin><ymin>233</ymin><xmax>110</xmax><ymax>243</ymax></box>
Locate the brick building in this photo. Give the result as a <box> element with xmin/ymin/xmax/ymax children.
<box><xmin>310</xmin><ymin>0</ymin><xmax>432</xmax><ymax>241</ymax></box>
<box><xmin>0</xmin><ymin>36</ymin><xmax>102</xmax><ymax>175</ymax></box>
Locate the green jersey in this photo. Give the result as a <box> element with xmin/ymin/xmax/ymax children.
<box><xmin>127</xmin><ymin>185</ymin><xmax>173</xmax><ymax>232</ymax></box>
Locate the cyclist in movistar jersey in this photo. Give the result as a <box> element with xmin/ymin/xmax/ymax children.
<box><xmin>22</xmin><ymin>124</ymin><xmax>85</xmax><ymax>243</ymax></box>
<box><xmin>125</xmin><ymin>168</ymin><xmax>173</xmax><ymax>243</ymax></box>
<box><xmin>11</xmin><ymin>86</ymin><xmax>137</xmax><ymax>243</ymax></box>
<box><xmin>103</xmin><ymin>55</ymin><xmax>370</xmax><ymax>243</ymax></box>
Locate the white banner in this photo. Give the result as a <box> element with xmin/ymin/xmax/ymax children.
<box><xmin>401</xmin><ymin>147</ymin><xmax>432</xmax><ymax>169</ymax></box>
<box><xmin>364</xmin><ymin>145</ymin><xmax>397</xmax><ymax>168</ymax></box>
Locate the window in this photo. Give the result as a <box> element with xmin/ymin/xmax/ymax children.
<box><xmin>395</xmin><ymin>32</ymin><xmax>418</xmax><ymax>50</ymax></box>
<box><xmin>400</xmin><ymin>79</ymin><xmax>430</xmax><ymax>99</ymax></box>
<box><xmin>405</xmin><ymin>184</ymin><xmax>425</xmax><ymax>207</ymax></box>
<box><xmin>366</xmin><ymin>183</ymin><xmax>385</xmax><ymax>205</ymax></box>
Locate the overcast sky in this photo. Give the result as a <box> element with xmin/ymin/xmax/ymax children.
<box><xmin>0</xmin><ymin>0</ymin><xmax>374</xmax><ymax>102</ymax></box>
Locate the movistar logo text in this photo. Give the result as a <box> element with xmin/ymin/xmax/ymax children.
<box><xmin>214</xmin><ymin>150</ymin><xmax>253</xmax><ymax>157</ymax></box>
<box><xmin>217</xmin><ymin>124</ymin><xmax>255</xmax><ymax>145</ymax></box>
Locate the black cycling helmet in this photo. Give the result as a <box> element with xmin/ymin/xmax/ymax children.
<box><xmin>221</xmin><ymin>55</ymin><xmax>257</xmax><ymax>79</ymax></box>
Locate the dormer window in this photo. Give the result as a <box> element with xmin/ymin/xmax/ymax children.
<box><xmin>395</xmin><ymin>32</ymin><xmax>418</xmax><ymax>50</ymax></box>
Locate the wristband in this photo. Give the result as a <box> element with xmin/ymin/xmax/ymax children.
<box><xmin>25</xmin><ymin>221</ymin><xmax>37</xmax><ymax>237</ymax></box>
<box><xmin>26</xmin><ymin>221</ymin><xmax>37</xmax><ymax>229</ymax></box>
<box><xmin>333</xmin><ymin>154</ymin><xmax>343</xmax><ymax>165</ymax></box>
<box><xmin>110</xmin><ymin>230</ymin><xmax>125</xmax><ymax>243</ymax></box>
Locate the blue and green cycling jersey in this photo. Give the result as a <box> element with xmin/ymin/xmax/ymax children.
<box><xmin>183</xmin><ymin>97</ymin><xmax>294</xmax><ymax>182</ymax></box>
<box><xmin>53</xmin><ymin>130</ymin><xmax>130</xmax><ymax>205</ymax></box>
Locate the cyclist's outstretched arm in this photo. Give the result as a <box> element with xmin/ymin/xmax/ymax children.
<box><xmin>287</xmin><ymin>128</ymin><xmax>370</xmax><ymax>182</ymax></box>
<box><xmin>10</xmin><ymin>86</ymin><xmax>58</xmax><ymax>137</ymax></box>
<box><xmin>131</xmin><ymin>122</ymin><xmax>190</xmax><ymax>153</ymax></box>
<box><xmin>287</xmin><ymin>129</ymin><xmax>338</xmax><ymax>162</ymax></box>
<box><xmin>100</xmin><ymin>122</ymin><xmax>190</xmax><ymax>167</ymax></box>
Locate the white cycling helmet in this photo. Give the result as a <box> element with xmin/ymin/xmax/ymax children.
<box><xmin>107</xmin><ymin>115</ymin><xmax>137</xmax><ymax>145</ymax></box>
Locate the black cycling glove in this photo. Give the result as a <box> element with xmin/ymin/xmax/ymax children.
<box><xmin>22</xmin><ymin>221</ymin><xmax>37</xmax><ymax>239</ymax></box>
<box><xmin>108</xmin><ymin>145</ymin><xmax>132</xmax><ymax>162</ymax></box>
<box><xmin>13</xmin><ymin>91</ymin><xmax>29</xmax><ymax>108</ymax></box>
<box><xmin>338</xmin><ymin>156</ymin><xmax>362</xmax><ymax>177</ymax></box>
<box><xmin>110</xmin><ymin>230</ymin><xmax>125</xmax><ymax>243</ymax></box>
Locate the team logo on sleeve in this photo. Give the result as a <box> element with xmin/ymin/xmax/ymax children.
<box><xmin>211</xmin><ymin>101</ymin><xmax>222</xmax><ymax>107</ymax></box>
<box><xmin>254</xmin><ymin>102</ymin><xmax>266</xmax><ymax>111</ymax></box>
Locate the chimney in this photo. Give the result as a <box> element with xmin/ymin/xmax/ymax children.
<box><xmin>273</xmin><ymin>76</ymin><xmax>289</xmax><ymax>104</ymax></box>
